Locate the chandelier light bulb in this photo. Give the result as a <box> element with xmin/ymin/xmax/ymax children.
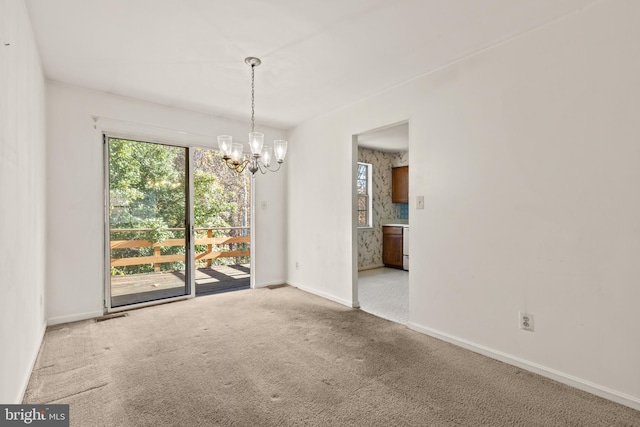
<box><xmin>249</xmin><ymin>132</ymin><xmax>264</xmax><ymax>156</ymax></box>
<box><xmin>262</xmin><ymin>147</ymin><xmax>273</xmax><ymax>167</ymax></box>
<box><xmin>274</xmin><ymin>140</ymin><xmax>288</xmax><ymax>163</ymax></box>
<box><xmin>218</xmin><ymin>135</ymin><xmax>233</xmax><ymax>158</ymax></box>
<box><xmin>230</xmin><ymin>143</ymin><xmax>244</xmax><ymax>164</ymax></box>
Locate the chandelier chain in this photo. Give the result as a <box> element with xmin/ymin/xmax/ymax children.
<box><xmin>251</xmin><ymin>64</ymin><xmax>255</xmax><ymax>133</ymax></box>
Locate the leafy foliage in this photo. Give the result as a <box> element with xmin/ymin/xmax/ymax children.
<box><xmin>109</xmin><ymin>139</ymin><xmax>249</xmax><ymax>274</ymax></box>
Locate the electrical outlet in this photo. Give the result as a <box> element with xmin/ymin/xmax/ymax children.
<box><xmin>519</xmin><ymin>312</ymin><xmax>534</xmax><ymax>332</ymax></box>
<box><xmin>295</xmin><ymin>261</ymin><xmax>300</xmax><ymax>270</ymax></box>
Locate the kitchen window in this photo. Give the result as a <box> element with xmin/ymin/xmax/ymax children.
<box><xmin>357</xmin><ymin>162</ymin><xmax>372</xmax><ymax>228</ymax></box>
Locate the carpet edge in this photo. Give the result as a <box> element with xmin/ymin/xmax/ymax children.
<box><xmin>287</xmin><ymin>281</ymin><xmax>359</xmax><ymax>308</ymax></box>
<box><xmin>47</xmin><ymin>310</ymin><xmax>105</xmax><ymax>326</ymax></box>
<box><xmin>407</xmin><ymin>321</ymin><xmax>640</xmax><ymax>412</ymax></box>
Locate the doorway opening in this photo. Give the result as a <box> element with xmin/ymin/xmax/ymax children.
<box><xmin>353</xmin><ymin>122</ymin><xmax>410</xmax><ymax>324</ymax></box>
<box><xmin>105</xmin><ymin>136</ymin><xmax>251</xmax><ymax>311</ymax></box>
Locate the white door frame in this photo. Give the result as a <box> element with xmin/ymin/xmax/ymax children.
<box><xmin>102</xmin><ymin>133</ymin><xmax>195</xmax><ymax>313</ymax></box>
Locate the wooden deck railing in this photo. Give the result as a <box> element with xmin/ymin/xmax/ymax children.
<box><xmin>110</xmin><ymin>227</ymin><xmax>250</xmax><ymax>271</ymax></box>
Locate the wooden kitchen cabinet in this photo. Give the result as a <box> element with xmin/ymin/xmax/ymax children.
<box><xmin>383</xmin><ymin>226</ymin><xmax>404</xmax><ymax>269</ymax></box>
<box><xmin>392</xmin><ymin>166</ymin><xmax>408</xmax><ymax>203</ymax></box>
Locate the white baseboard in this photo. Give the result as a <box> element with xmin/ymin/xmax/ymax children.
<box><xmin>407</xmin><ymin>321</ymin><xmax>640</xmax><ymax>412</ymax></box>
<box><xmin>17</xmin><ymin>320</ymin><xmax>47</xmax><ymax>403</ymax></box>
<box><xmin>358</xmin><ymin>264</ymin><xmax>385</xmax><ymax>272</ymax></box>
<box><xmin>287</xmin><ymin>281</ymin><xmax>358</xmax><ymax>308</ymax></box>
<box><xmin>47</xmin><ymin>310</ymin><xmax>104</xmax><ymax>326</ymax></box>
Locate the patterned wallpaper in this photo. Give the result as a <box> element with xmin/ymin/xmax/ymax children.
<box><xmin>392</xmin><ymin>151</ymin><xmax>409</xmax><ymax>168</ymax></box>
<box><xmin>358</xmin><ymin>147</ymin><xmax>409</xmax><ymax>270</ymax></box>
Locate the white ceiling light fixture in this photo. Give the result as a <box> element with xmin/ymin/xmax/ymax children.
<box><xmin>218</xmin><ymin>57</ymin><xmax>288</xmax><ymax>175</ymax></box>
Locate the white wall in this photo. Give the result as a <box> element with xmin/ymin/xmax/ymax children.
<box><xmin>46</xmin><ymin>82</ymin><xmax>287</xmax><ymax>324</ymax></box>
<box><xmin>0</xmin><ymin>0</ymin><xmax>47</xmax><ymax>403</ymax></box>
<box><xmin>287</xmin><ymin>0</ymin><xmax>640</xmax><ymax>409</ymax></box>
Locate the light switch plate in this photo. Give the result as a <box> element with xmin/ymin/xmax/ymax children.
<box><xmin>416</xmin><ymin>196</ymin><xmax>425</xmax><ymax>210</ymax></box>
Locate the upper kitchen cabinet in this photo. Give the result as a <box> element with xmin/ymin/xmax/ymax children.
<box><xmin>392</xmin><ymin>166</ymin><xmax>408</xmax><ymax>203</ymax></box>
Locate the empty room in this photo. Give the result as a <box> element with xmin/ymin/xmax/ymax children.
<box><xmin>2</xmin><ymin>0</ymin><xmax>639</xmax><ymax>425</ymax></box>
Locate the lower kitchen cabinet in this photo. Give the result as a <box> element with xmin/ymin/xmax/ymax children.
<box><xmin>383</xmin><ymin>226</ymin><xmax>404</xmax><ymax>269</ymax></box>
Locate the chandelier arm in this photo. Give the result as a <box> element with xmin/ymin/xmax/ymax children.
<box><xmin>258</xmin><ymin>161</ymin><xmax>268</xmax><ymax>175</ymax></box>
<box><xmin>237</xmin><ymin>161</ymin><xmax>249</xmax><ymax>174</ymax></box>
<box><xmin>251</xmin><ymin>158</ymin><xmax>282</xmax><ymax>174</ymax></box>
<box><xmin>224</xmin><ymin>157</ymin><xmax>249</xmax><ymax>174</ymax></box>
<box><xmin>263</xmin><ymin>161</ymin><xmax>282</xmax><ymax>173</ymax></box>
<box><xmin>251</xmin><ymin>158</ymin><xmax>267</xmax><ymax>175</ymax></box>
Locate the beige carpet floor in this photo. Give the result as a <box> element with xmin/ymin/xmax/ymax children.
<box><xmin>25</xmin><ymin>286</ymin><xmax>639</xmax><ymax>426</ymax></box>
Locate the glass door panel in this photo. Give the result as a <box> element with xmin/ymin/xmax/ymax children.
<box><xmin>192</xmin><ymin>147</ymin><xmax>251</xmax><ymax>295</ymax></box>
<box><xmin>107</xmin><ymin>137</ymin><xmax>189</xmax><ymax>308</ymax></box>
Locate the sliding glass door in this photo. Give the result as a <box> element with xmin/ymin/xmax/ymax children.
<box><xmin>106</xmin><ymin>136</ymin><xmax>190</xmax><ymax>308</ymax></box>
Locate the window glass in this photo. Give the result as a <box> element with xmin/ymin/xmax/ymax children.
<box><xmin>357</xmin><ymin>163</ymin><xmax>372</xmax><ymax>227</ymax></box>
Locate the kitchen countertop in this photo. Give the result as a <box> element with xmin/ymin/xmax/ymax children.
<box><xmin>381</xmin><ymin>219</ymin><xmax>408</xmax><ymax>227</ymax></box>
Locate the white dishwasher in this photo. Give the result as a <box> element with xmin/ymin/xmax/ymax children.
<box><xmin>402</xmin><ymin>226</ymin><xmax>409</xmax><ymax>271</ymax></box>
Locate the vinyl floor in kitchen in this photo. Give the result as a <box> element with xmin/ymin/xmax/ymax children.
<box><xmin>358</xmin><ymin>267</ymin><xmax>408</xmax><ymax>324</ymax></box>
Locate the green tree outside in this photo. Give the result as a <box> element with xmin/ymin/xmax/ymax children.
<box><xmin>109</xmin><ymin>138</ymin><xmax>249</xmax><ymax>275</ymax></box>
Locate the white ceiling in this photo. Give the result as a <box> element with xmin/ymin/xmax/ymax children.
<box><xmin>26</xmin><ymin>0</ymin><xmax>597</xmax><ymax>130</ymax></box>
<box><xmin>358</xmin><ymin>122</ymin><xmax>409</xmax><ymax>152</ymax></box>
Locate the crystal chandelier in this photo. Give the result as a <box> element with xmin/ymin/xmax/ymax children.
<box><xmin>217</xmin><ymin>57</ymin><xmax>288</xmax><ymax>175</ymax></box>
